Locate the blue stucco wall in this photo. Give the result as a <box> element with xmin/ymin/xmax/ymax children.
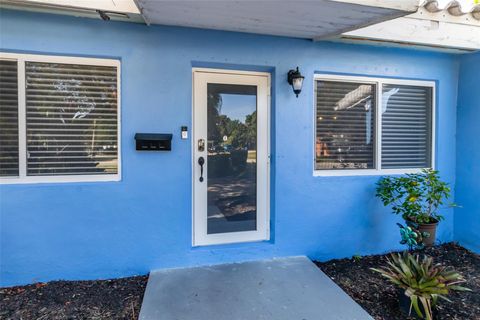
<box><xmin>0</xmin><ymin>9</ymin><xmax>459</xmax><ymax>287</ymax></box>
<box><xmin>455</xmin><ymin>52</ymin><xmax>480</xmax><ymax>253</ymax></box>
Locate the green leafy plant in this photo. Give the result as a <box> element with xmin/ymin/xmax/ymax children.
<box><xmin>352</xmin><ymin>254</ymin><xmax>362</xmax><ymax>262</ymax></box>
<box><xmin>376</xmin><ymin>169</ymin><xmax>455</xmax><ymax>224</ymax></box>
<box><xmin>371</xmin><ymin>252</ymin><xmax>470</xmax><ymax>320</ymax></box>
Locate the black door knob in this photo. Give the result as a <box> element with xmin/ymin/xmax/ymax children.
<box><xmin>198</xmin><ymin>157</ymin><xmax>205</xmax><ymax>182</ymax></box>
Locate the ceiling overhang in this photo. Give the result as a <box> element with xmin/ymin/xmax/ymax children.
<box><xmin>134</xmin><ymin>0</ymin><xmax>419</xmax><ymax>40</ymax></box>
<box><xmin>1</xmin><ymin>0</ymin><xmax>420</xmax><ymax>40</ymax></box>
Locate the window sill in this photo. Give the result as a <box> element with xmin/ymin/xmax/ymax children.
<box><xmin>0</xmin><ymin>174</ymin><xmax>121</xmax><ymax>185</ymax></box>
<box><xmin>313</xmin><ymin>168</ymin><xmax>428</xmax><ymax>177</ymax></box>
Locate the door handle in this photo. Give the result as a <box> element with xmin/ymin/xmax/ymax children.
<box><xmin>198</xmin><ymin>156</ymin><xmax>205</xmax><ymax>182</ymax></box>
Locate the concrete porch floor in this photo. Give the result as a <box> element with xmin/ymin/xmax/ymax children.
<box><xmin>139</xmin><ymin>256</ymin><xmax>373</xmax><ymax>320</ymax></box>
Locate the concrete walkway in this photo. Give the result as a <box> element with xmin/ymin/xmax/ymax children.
<box><xmin>139</xmin><ymin>256</ymin><xmax>373</xmax><ymax>320</ymax></box>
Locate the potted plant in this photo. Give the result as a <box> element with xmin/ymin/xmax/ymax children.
<box><xmin>371</xmin><ymin>252</ymin><xmax>470</xmax><ymax>320</ymax></box>
<box><xmin>376</xmin><ymin>169</ymin><xmax>455</xmax><ymax>246</ymax></box>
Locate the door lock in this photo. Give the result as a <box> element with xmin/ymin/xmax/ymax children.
<box><xmin>198</xmin><ymin>139</ymin><xmax>205</xmax><ymax>152</ymax></box>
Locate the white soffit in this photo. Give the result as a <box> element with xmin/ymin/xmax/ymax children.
<box><xmin>134</xmin><ymin>0</ymin><xmax>418</xmax><ymax>40</ymax></box>
<box><xmin>0</xmin><ymin>0</ymin><xmax>144</xmax><ymax>22</ymax></box>
<box><xmin>340</xmin><ymin>1</ymin><xmax>480</xmax><ymax>52</ymax></box>
<box><xmin>18</xmin><ymin>0</ymin><xmax>140</xmax><ymax>13</ymax></box>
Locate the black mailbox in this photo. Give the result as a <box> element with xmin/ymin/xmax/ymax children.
<box><xmin>135</xmin><ymin>133</ymin><xmax>172</xmax><ymax>151</ymax></box>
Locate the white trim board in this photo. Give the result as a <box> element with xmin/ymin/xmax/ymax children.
<box><xmin>0</xmin><ymin>52</ymin><xmax>121</xmax><ymax>185</ymax></box>
<box><xmin>330</xmin><ymin>0</ymin><xmax>418</xmax><ymax>12</ymax></box>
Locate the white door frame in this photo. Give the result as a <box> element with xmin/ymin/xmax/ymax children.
<box><xmin>192</xmin><ymin>68</ymin><xmax>270</xmax><ymax>246</ymax></box>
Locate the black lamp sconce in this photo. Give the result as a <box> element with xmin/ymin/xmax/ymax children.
<box><xmin>287</xmin><ymin>67</ymin><xmax>304</xmax><ymax>98</ymax></box>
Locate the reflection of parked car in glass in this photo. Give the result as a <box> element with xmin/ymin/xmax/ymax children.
<box><xmin>208</xmin><ymin>143</ymin><xmax>249</xmax><ymax>178</ymax></box>
<box><xmin>318</xmin><ymin>131</ymin><xmax>372</xmax><ymax>169</ymax></box>
<box><xmin>316</xmin><ymin>137</ymin><xmax>330</xmax><ymax>158</ymax></box>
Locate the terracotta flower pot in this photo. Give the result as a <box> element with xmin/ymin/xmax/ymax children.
<box><xmin>417</xmin><ymin>221</ymin><xmax>438</xmax><ymax>247</ymax></box>
<box><xmin>406</xmin><ymin>218</ymin><xmax>439</xmax><ymax>247</ymax></box>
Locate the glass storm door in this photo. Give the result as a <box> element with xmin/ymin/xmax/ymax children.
<box><xmin>193</xmin><ymin>69</ymin><xmax>270</xmax><ymax>246</ymax></box>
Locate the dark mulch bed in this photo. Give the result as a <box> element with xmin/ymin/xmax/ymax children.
<box><xmin>316</xmin><ymin>242</ymin><xmax>480</xmax><ymax>320</ymax></box>
<box><xmin>0</xmin><ymin>275</ymin><xmax>148</xmax><ymax>320</ymax></box>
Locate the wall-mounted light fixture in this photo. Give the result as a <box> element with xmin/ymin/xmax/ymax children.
<box><xmin>287</xmin><ymin>67</ymin><xmax>304</xmax><ymax>98</ymax></box>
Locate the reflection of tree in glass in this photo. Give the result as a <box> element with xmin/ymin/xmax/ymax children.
<box><xmin>207</xmin><ymin>91</ymin><xmax>223</xmax><ymax>147</ymax></box>
<box><xmin>26</xmin><ymin>62</ymin><xmax>118</xmax><ymax>175</ymax></box>
<box><xmin>207</xmin><ymin>92</ymin><xmax>256</xmax><ymax>151</ymax></box>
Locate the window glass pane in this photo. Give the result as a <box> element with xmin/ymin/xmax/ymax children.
<box><xmin>207</xmin><ymin>84</ymin><xmax>257</xmax><ymax>234</ymax></box>
<box><xmin>0</xmin><ymin>60</ymin><xmax>19</xmax><ymax>177</ymax></box>
<box><xmin>25</xmin><ymin>62</ymin><xmax>118</xmax><ymax>176</ymax></box>
<box><xmin>381</xmin><ymin>84</ymin><xmax>432</xmax><ymax>169</ymax></box>
<box><xmin>315</xmin><ymin>80</ymin><xmax>376</xmax><ymax>170</ymax></box>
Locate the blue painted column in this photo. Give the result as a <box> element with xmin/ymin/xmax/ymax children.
<box><xmin>455</xmin><ymin>51</ymin><xmax>480</xmax><ymax>253</ymax></box>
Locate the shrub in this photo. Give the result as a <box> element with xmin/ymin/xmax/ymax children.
<box><xmin>375</xmin><ymin>169</ymin><xmax>455</xmax><ymax>224</ymax></box>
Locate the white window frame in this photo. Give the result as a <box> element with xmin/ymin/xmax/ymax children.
<box><xmin>0</xmin><ymin>52</ymin><xmax>121</xmax><ymax>184</ymax></box>
<box><xmin>313</xmin><ymin>74</ymin><xmax>435</xmax><ymax>177</ymax></box>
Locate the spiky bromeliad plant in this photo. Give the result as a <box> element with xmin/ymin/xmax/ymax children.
<box><xmin>371</xmin><ymin>252</ymin><xmax>470</xmax><ymax>320</ymax></box>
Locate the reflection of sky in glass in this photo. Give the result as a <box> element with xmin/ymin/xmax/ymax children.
<box><xmin>220</xmin><ymin>94</ymin><xmax>256</xmax><ymax>123</ymax></box>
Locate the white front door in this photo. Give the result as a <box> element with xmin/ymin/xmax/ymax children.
<box><xmin>192</xmin><ymin>69</ymin><xmax>270</xmax><ymax>246</ymax></box>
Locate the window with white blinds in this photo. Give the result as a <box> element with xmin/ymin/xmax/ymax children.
<box><xmin>315</xmin><ymin>75</ymin><xmax>434</xmax><ymax>175</ymax></box>
<box><xmin>0</xmin><ymin>53</ymin><xmax>120</xmax><ymax>183</ymax></box>
<box><xmin>26</xmin><ymin>62</ymin><xmax>118</xmax><ymax>176</ymax></box>
<box><xmin>381</xmin><ymin>84</ymin><xmax>433</xmax><ymax>169</ymax></box>
<box><xmin>0</xmin><ymin>60</ymin><xmax>19</xmax><ymax>177</ymax></box>
<box><xmin>315</xmin><ymin>80</ymin><xmax>376</xmax><ymax>170</ymax></box>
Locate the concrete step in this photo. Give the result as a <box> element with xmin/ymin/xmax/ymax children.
<box><xmin>139</xmin><ymin>256</ymin><xmax>373</xmax><ymax>320</ymax></box>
